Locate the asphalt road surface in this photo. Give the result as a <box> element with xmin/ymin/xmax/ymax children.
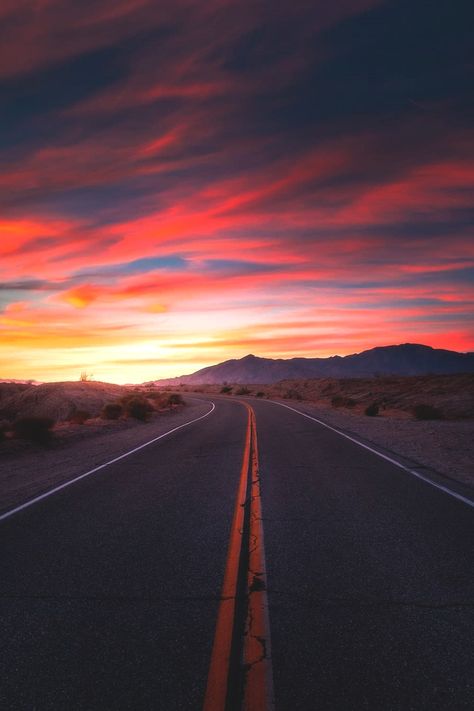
<box><xmin>1</xmin><ymin>396</ymin><xmax>473</xmax><ymax>710</ymax></box>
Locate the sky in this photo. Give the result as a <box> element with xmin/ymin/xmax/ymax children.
<box><xmin>0</xmin><ymin>0</ymin><xmax>473</xmax><ymax>383</ymax></box>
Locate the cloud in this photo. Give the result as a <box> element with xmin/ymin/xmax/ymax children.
<box><xmin>0</xmin><ymin>0</ymin><xmax>473</xmax><ymax>380</ymax></box>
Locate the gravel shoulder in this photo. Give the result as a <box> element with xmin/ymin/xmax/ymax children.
<box><xmin>272</xmin><ymin>398</ymin><xmax>474</xmax><ymax>489</ymax></box>
<box><xmin>0</xmin><ymin>398</ymin><xmax>211</xmax><ymax>515</ymax></box>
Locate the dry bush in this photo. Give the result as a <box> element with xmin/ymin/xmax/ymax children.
<box><xmin>365</xmin><ymin>403</ymin><xmax>379</xmax><ymax>417</ymax></box>
<box><xmin>146</xmin><ymin>391</ymin><xmax>164</xmax><ymax>401</ymax></box>
<box><xmin>235</xmin><ymin>387</ymin><xmax>252</xmax><ymax>395</ymax></box>
<box><xmin>101</xmin><ymin>403</ymin><xmax>123</xmax><ymax>420</ymax></box>
<box><xmin>167</xmin><ymin>393</ymin><xmax>184</xmax><ymax>406</ymax></box>
<box><xmin>284</xmin><ymin>389</ymin><xmax>303</xmax><ymax>400</ymax></box>
<box><xmin>256</xmin><ymin>391</ymin><xmax>265</xmax><ymax>398</ymax></box>
<box><xmin>144</xmin><ymin>392</ymin><xmax>167</xmax><ymax>409</ymax></box>
<box><xmin>220</xmin><ymin>386</ymin><xmax>233</xmax><ymax>394</ymax></box>
<box><xmin>13</xmin><ymin>416</ymin><xmax>54</xmax><ymax>443</ymax></box>
<box><xmin>69</xmin><ymin>410</ymin><xmax>91</xmax><ymax>425</ymax></box>
<box><xmin>122</xmin><ymin>396</ymin><xmax>153</xmax><ymax>421</ymax></box>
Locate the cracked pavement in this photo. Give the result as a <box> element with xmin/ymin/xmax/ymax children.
<box><xmin>1</xmin><ymin>394</ymin><xmax>473</xmax><ymax>710</ymax></box>
<box><xmin>251</xmin><ymin>397</ymin><xmax>474</xmax><ymax>711</ymax></box>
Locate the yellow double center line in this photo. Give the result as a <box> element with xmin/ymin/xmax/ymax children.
<box><xmin>203</xmin><ymin>403</ymin><xmax>274</xmax><ymax>711</ymax></box>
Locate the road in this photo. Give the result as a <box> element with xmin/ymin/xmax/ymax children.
<box><xmin>1</xmin><ymin>395</ymin><xmax>473</xmax><ymax>710</ymax></box>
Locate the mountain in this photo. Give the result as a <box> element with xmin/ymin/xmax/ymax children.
<box><xmin>150</xmin><ymin>344</ymin><xmax>474</xmax><ymax>385</ymax></box>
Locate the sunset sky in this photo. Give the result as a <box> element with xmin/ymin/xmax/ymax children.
<box><xmin>1</xmin><ymin>0</ymin><xmax>473</xmax><ymax>383</ymax></box>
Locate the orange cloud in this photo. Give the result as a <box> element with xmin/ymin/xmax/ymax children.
<box><xmin>60</xmin><ymin>284</ymin><xmax>101</xmax><ymax>308</ymax></box>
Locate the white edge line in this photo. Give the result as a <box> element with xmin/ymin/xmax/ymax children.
<box><xmin>0</xmin><ymin>401</ymin><xmax>216</xmax><ymax>523</ymax></box>
<box><xmin>267</xmin><ymin>400</ymin><xmax>474</xmax><ymax>510</ymax></box>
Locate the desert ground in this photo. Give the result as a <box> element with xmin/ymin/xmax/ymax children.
<box><xmin>1</xmin><ymin>375</ymin><xmax>473</xmax><ymax>513</ymax></box>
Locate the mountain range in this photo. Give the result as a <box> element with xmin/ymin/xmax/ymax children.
<box><xmin>151</xmin><ymin>344</ymin><xmax>474</xmax><ymax>385</ymax></box>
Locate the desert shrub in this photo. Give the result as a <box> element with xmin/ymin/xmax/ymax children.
<box><xmin>220</xmin><ymin>386</ymin><xmax>233</xmax><ymax>394</ymax></box>
<box><xmin>13</xmin><ymin>416</ymin><xmax>54</xmax><ymax>443</ymax></box>
<box><xmin>69</xmin><ymin>410</ymin><xmax>91</xmax><ymax>425</ymax></box>
<box><xmin>365</xmin><ymin>403</ymin><xmax>379</xmax><ymax>417</ymax></box>
<box><xmin>147</xmin><ymin>391</ymin><xmax>165</xmax><ymax>401</ymax></box>
<box><xmin>124</xmin><ymin>396</ymin><xmax>153</xmax><ymax>421</ymax></box>
<box><xmin>143</xmin><ymin>392</ymin><xmax>165</xmax><ymax>409</ymax></box>
<box><xmin>120</xmin><ymin>393</ymin><xmax>141</xmax><ymax>405</ymax></box>
<box><xmin>167</xmin><ymin>393</ymin><xmax>184</xmax><ymax>406</ymax></box>
<box><xmin>412</xmin><ymin>403</ymin><xmax>443</xmax><ymax>420</ymax></box>
<box><xmin>284</xmin><ymin>389</ymin><xmax>302</xmax><ymax>400</ymax></box>
<box><xmin>235</xmin><ymin>387</ymin><xmax>251</xmax><ymax>396</ymax></box>
<box><xmin>256</xmin><ymin>391</ymin><xmax>265</xmax><ymax>398</ymax></box>
<box><xmin>102</xmin><ymin>402</ymin><xmax>123</xmax><ymax>420</ymax></box>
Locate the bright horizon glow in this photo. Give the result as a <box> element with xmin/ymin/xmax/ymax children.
<box><xmin>1</xmin><ymin>1</ymin><xmax>473</xmax><ymax>383</ymax></box>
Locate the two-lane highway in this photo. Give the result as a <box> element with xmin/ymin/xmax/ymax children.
<box><xmin>1</xmin><ymin>395</ymin><xmax>473</xmax><ymax>710</ymax></box>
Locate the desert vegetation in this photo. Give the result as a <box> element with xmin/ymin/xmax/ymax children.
<box><xmin>69</xmin><ymin>410</ymin><xmax>91</xmax><ymax>425</ymax></box>
<box><xmin>235</xmin><ymin>387</ymin><xmax>252</xmax><ymax>396</ymax></box>
<box><xmin>175</xmin><ymin>373</ymin><xmax>474</xmax><ymax>421</ymax></box>
<box><xmin>12</xmin><ymin>416</ymin><xmax>55</xmax><ymax>444</ymax></box>
<box><xmin>118</xmin><ymin>394</ymin><xmax>153</xmax><ymax>421</ymax></box>
<box><xmin>102</xmin><ymin>402</ymin><xmax>123</xmax><ymax>420</ymax></box>
<box><xmin>0</xmin><ymin>381</ymin><xmax>186</xmax><ymax>448</ymax></box>
<box><xmin>167</xmin><ymin>393</ymin><xmax>184</xmax><ymax>406</ymax></box>
<box><xmin>364</xmin><ymin>403</ymin><xmax>379</xmax><ymax>417</ymax></box>
<box><xmin>284</xmin><ymin>389</ymin><xmax>303</xmax><ymax>401</ymax></box>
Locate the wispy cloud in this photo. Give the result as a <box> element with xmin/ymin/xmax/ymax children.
<box><xmin>1</xmin><ymin>0</ymin><xmax>472</xmax><ymax>381</ymax></box>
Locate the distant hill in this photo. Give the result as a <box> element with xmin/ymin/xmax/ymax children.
<box><xmin>0</xmin><ymin>381</ymin><xmax>126</xmax><ymax>422</ymax></box>
<box><xmin>0</xmin><ymin>379</ymin><xmax>41</xmax><ymax>385</ymax></box>
<box><xmin>150</xmin><ymin>344</ymin><xmax>474</xmax><ymax>385</ymax></box>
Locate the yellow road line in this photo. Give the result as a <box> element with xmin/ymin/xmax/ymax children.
<box><xmin>203</xmin><ymin>403</ymin><xmax>274</xmax><ymax>711</ymax></box>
